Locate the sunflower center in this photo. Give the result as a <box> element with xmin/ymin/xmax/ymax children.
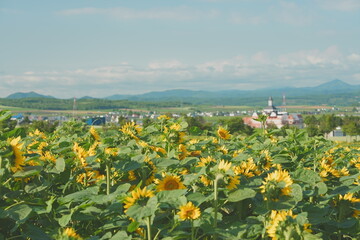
<box><xmin>165</xmin><ymin>180</ymin><xmax>179</xmax><ymax>190</ymax></box>
<box><xmin>219</xmin><ymin>132</ymin><xmax>226</xmax><ymax>138</ymax></box>
<box><xmin>187</xmin><ymin>209</ymin><xmax>195</xmax><ymax>218</ymax></box>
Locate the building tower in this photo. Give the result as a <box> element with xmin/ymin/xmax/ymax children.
<box><xmin>282</xmin><ymin>93</ymin><xmax>286</xmax><ymax>111</ymax></box>
<box><xmin>268</xmin><ymin>96</ymin><xmax>274</xmax><ymax>107</ymax></box>
<box><xmin>264</xmin><ymin>96</ymin><xmax>277</xmax><ymax>115</ymax></box>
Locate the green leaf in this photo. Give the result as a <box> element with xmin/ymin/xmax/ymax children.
<box><xmin>228</xmin><ymin>188</ymin><xmax>256</xmax><ymax>202</ymax></box>
<box><xmin>114</xmin><ymin>160</ymin><xmax>141</xmax><ymax>172</ymax></box>
<box><xmin>272</xmin><ymin>154</ymin><xmax>291</xmax><ymax>164</ymax></box>
<box><xmin>152</xmin><ymin>158</ymin><xmax>179</xmax><ymax>168</ymax></box>
<box><xmin>157</xmin><ymin>189</ymin><xmax>187</xmax><ymax>203</ymax></box>
<box><xmin>110</xmin><ymin>231</ymin><xmax>131</xmax><ymax>240</ymax></box>
<box><xmin>24</xmin><ymin>224</ymin><xmax>52</xmax><ymax>240</ymax></box>
<box><xmin>315</xmin><ymin>182</ymin><xmax>327</xmax><ymax>195</ymax></box>
<box><xmin>59</xmin><ymin>186</ymin><xmax>99</xmax><ymax>204</ymax></box>
<box><xmin>291</xmin><ymin>184</ymin><xmax>303</xmax><ymax>202</ymax></box>
<box><xmin>91</xmin><ymin>183</ymin><xmax>130</xmax><ymax>204</ymax></box>
<box><xmin>13</xmin><ymin>166</ymin><xmax>42</xmax><ymax>178</ymax></box>
<box><xmin>187</xmin><ymin>192</ymin><xmax>212</xmax><ymax>205</ymax></box>
<box><xmin>127</xmin><ymin>221</ymin><xmax>140</xmax><ymax>233</ymax></box>
<box><xmin>6</xmin><ymin>204</ymin><xmax>32</xmax><ymax>222</ymax></box>
<box><xmin>126</xmin><ymin>196</ymin><xmax>157</xmax><ymax>221</ymax></box>
<box><xmin>0</xmin><ymin>110</ymin><xmax>12</xmax><ymax>121</ymax></box>
<box><xmin>58</xmin><ymin>212</ymin><xmax>73</xmax><ymax>227</ymax></box>
<box><xmin>126</xmin><ymin>205</ymin><xmax>152</xmax><ymax>221</ymax></box>
<box><xmin>24</xmin><ymin>182</ymin><xmax>49</xmax><ymax>193</ymax></box>
<box><xmin>55</xmin><ymin>158</ymin><xmax>65</xmax><ymax>172</ymax></box>
<box><xmin>292</xmin><ymin>168</ymin><xmax>321</xmax><ymax>185</ymax></box>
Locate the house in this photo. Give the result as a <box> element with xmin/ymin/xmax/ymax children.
<box><xmin>86</xmin><ymin>117</ymin><xmax>106</xmax><ymax>125</ymax></box>
<box><xmin>244</xmin><ymin>97</ymin><xmax>304</xmax><ymax>129</ymax></box>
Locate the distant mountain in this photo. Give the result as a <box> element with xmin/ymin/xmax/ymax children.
<box><xmin>315</xmin><ymin>79</ymin><xmax>352</xmax><ymax>89</ymax></box>
<box><xmin>6</xmin><ymin>91</ymin><xmax>55</xmax><ymax>99</ymax></box>
<box><xmin>102</xmin><ymin>79</ymin><xmax>360</xmax><ymax>106</ymax></box>
<box><xmin>79</xmin><ymin>96</ymin><xmax>97</xmax><ymax>100</ymax></box>
<box><xmin>106</xmin><ymin>80</ymin><xmax>359</xmax><ymax>100</ymax></box>
<box><xmin>4</xmin><ymin>80</ymin><xmax>360</xmax><ymax>107</ymax></box>
<box><xmin>106</xmin><ymin>94</ymin><xmax>131</xmax><ymax>100</ymax></box>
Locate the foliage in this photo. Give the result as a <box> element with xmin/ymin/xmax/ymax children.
<box><xmin>0</xmin><ymin>113</ymin><xmax>359</xmax><ymax>239</ymax></box>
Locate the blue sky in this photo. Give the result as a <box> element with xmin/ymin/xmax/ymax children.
<box><xmin>1</xmin><ymin>0</ymin><xmax>360</xmax><ymax>98</ymax></box>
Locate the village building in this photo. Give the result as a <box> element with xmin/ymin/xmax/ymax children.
<box><xmin>243</xmin><ymin>97</ymin><xmax>304</xmax><ymax>129</ymax></box>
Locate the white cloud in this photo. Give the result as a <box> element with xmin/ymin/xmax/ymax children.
<box><xmin>318</xmin><ymin>0</ymin><xmax>360</xmax><ymax>11</ymax></box>
<box><xmin>58</xmin><ymin>7</ymin><xmax>219</xmax><ymax>21</ymax></box>
<box><xmin>277</xmin><ymin>46</ymin><xmax>343</xmax><ymax>67</ymax></box>
<box><xmin>273</xmin><ymin>1</ymin><xmax>314</xmax><ymax>26</ymax></box>
<box><xmin>347</xmin><ymin>53</ymin><xmax>360</xmax><ymax>62</ymax></box>
<box><xmin>229</xmin><ymin>13</ymin><xmax>263</xmax><ymax>25</ymax></box>
<box><xmin>1</xmin><ymin>47</ymin><xmax>359</xmax><ymax>98</ymax></box>
<box><xmin>148</xmin><ymin>60</ymin><xmax>185</xmax><ymax>70</ymax></box>
<box><xmin>353</xmin><ymin>73</ymin><xmax>360</xmax><ymax>80</ymax></box>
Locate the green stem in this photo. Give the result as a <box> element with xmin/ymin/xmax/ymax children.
<box><xmin>191</xmin><ymin>220</ymin><xmax>195</xmax><ymax>240</ymax></box>
<box><xmin>5</xmin><ymin>201</ymin><xmax>25</xmax><ymax>211</ymax></box>
<box><xmin>146</xmin><ymin>216</ymin><xmax>152</xmax><ymax>240</ymax></box>
<box><xmin>106</xmin><ymin>164</ymin><xmax>110</xmax><ymax>195</ymax></box>
<box><xmin>213</xmin><ymin>174</ymin><xmax>221</xmax><ymax>240</ymax></box>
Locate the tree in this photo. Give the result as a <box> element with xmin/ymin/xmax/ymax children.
<box><xmin>219</xmin><ymin>117</ymin><xmax>254</xmax><ymax>135</ymax></box>
<box><xmin>30</xmin><ymin>120</ymin><xmax>59</xmax><ymax>133</ymax></box>
<box><xmin>318</xmin><ymin>114</ymin><xmax>341</xmax><ymax>135</ymax></box>
<box><xmin>342</xmin><ymin>122</ymin><xmax>358</xmax><ymax>141</ymax></box>
<box><xmin>0</xmin><ymin>110</ymin><xmax>17</xmax><ymax>134</ymax></box>
<box><xmin>304</xmin><ymin>115</ymin><xmax>318</xmax><ymax>126</ymax></box>
<box><xmin>184</xmin><ymin>116</ymin><xmax>212</xmax><ymax>135</ymax></box>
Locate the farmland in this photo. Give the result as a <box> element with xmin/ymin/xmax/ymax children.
<box><xmin>0</xmin><ymin>109</ymin><xmax>359</xmax><ymax>239</ymax></box>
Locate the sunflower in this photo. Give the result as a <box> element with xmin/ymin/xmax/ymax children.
<box><xmin>128</xmin><ymin>170</ymin><xmax>137</xmax><ymax>181</ymax></box>
<box><xmin>9</xmin><ymin>137</ymin><xmax>25</xmax><ymax>173</ymax></box>
<box><xmin>189</xmin><ymin>150</ymin><xmax>201</xmax><ymax>157</ymax></box>
<box><xmin>73</xmin><ymin>142</ymin><xmax>88</xmax><ymax>168</ymax></box>
<box><xmin>337</xmin><ymin>193</ymin><xmax>360</xmax><ymax>218</ymax></box>
<box><xmin>267</xmin><ymin>210</ymin><xmax>295</xmax><ymax>240</ymax></box>
<box><xmin>197</xmin><ymin>156</ymin><xmax>216</xmax><ymax>167</ymax></box>
<box><xmin>178</xmin><ymin>132</ymin><xmax>186</xmax><ymax>143</ymax></box>
<box><xmin>120</xmin><ymin>122</ymin><xmax>142</xmax><ymax>140</ymax></box>
<box><xmin>178</xmin><ymin>144</ymin><xmax>188</xmax><ymax>160</ymax></box>
<box><xmin>188</xmin><ymin>138</ymin><xmax>200</xmax><ymax>145</ymax></box>
<box><xmin>233</xmin><ymin>158</ymin><xmax>260</xmax><ymax>178</ymax></box>
<box><xmin>29</xmin><ymin>129</ymin><xmax>46</xmax><ymax>139</ymax></box>
<box><xmin>177</xmin><ymin>202</ymin><xmax>201</xmax><ymax>221</ymax></box>
<box><xmin>260</xmin><ymin>169</ymin><xmax>293</xmax><ymax>200</ymax></box>
<box><xmin>218</xmin><ymin>160</ymin><xmax>232</xmax><ymax>172</ymax></box>
<box><xmin>156</xmin><ymin>175</ymin><xmax>186</xmax><ymax>191</ymax></box>
<box><xmin>105</xmin><ymin>147</ymin><xmax>118</xmax><ymax>156</ymax></box>
<box><xmin>217</xmin><ymin>126</ymin><xmax>231</xmax><ymax>140</ymax></box>
<box><xmin>150</xmin><ymin>146</ymin><xmax>167</xmax><ymax>155</ymax></box>
<box><xmin>170</xmin><ymin>123</ymin><xmax>181</xmax><ymax>131</ymax></box>
<box><xmin>63</xmin><ymin>227</ymin><xmax>82</xmax><ymax>239</ymax></box>
<box><xmin>158</xmin><ymin>115</ymin><xmax>170</xmax><ymax>120</ymax></box>
<box><xmin>89</xmin><ymin>126</ymin><xmax>100</xmax><ymax>141</ymax></box>
<box><xmin>40</xmin><ymin>151</ymin><xmax>57</xmax><ymax>163</ymax></box>
<box><xmin>200</xmin><ymin>175</ymin><xmax>212</xmax><ymax>186</ymax></box>
<box><xmin>232</xmin><ymin>149</ymin><xmax>244</xmax><ymax>157</ymax></box>
<box><xmin>76</xmin><ymin>170</ymin><xmax>104</xmax><ymax>186</ymax></box>
<box><xmin>227</xmin><ymin>176</ymin><xmax>240</xmax><ymax>190</ymax></box>
<box><xmin>123</xmin><ymin>187</ymin><xmax>155</xmax><ymax>212</ymax></box>
<box><xmin>137</xmin><ymin>140</ymin><xmax>149</xmax><ymax>148</ymax></box>
<box><xmin>218</xmin><ymin>145</ymin><xmax>228</xmax><ymax>154</ymax></box>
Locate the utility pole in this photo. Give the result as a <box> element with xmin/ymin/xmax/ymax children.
<box><xmin>73</xmin><ymin>97</ymin><xmax>77</xmax><ymax>120</ymax></box>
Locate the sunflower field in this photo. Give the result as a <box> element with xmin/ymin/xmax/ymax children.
<box><xmin>0</xmin><ymin>110</ymin><xmax>359</xmax><ymax>240</ymax></box>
